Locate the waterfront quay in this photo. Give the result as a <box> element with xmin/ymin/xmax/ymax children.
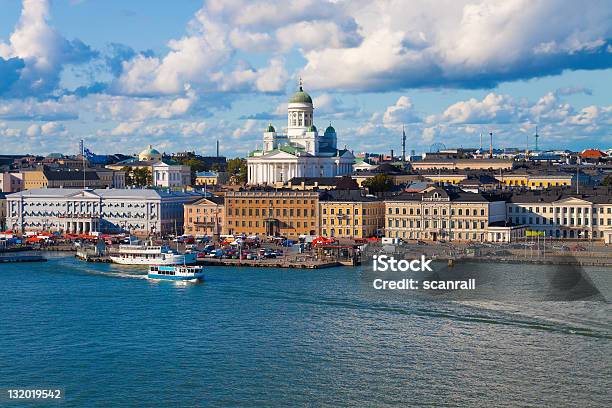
<box><xmin>0</xmin><ymin>254</ymin><xmax>46</xmax><ymax>263</ymax></box>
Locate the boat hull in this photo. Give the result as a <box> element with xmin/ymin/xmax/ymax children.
<box><xmin>147</xmin><ymin>272</ymin><xmax>204</xmax><ymax>282</ymax></box>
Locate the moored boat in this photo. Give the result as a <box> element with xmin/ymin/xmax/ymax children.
<box><xmin>148</xmin><ymin>265</ymin><xmax>204</xmax><ymax>282</ymax></box>
<box><xmin>109</xmin><ymin>244</ymin><xmax>196</xmax><ymax>265</ymax></box>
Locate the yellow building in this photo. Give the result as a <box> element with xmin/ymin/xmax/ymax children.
<box><xmin>195</xmin><ymin>171</ymin><xmax>229</xmax><ymax>186</ymax></box>
<box><xmin>495</xmin><ymin>172</ymin><xmax>572</xmax><ymax>189</ymax></box>
<box><xmin>21</xmin><ymin>168</ymin><xmax>119</xmax><ymax>189</ymax></box>
<box><xmin>184</xmin><ymin>196</ymin><xmax>224</xmax><ymax>237</ymax></box>
<box><xmin>224</xmin><ymin>190</ymin><xmax>319</xmax><ymax>238</ymax></box>
<box><xmin>420</xmin><ymin>170</ymin><xmax>573</xmax><ymax>190</ymax></box>
<box><xmin>420</xmin><ymin>173</ymin><xmax>467</xmax><ymax>185</ymax></box>
<box><xmin>385</xmin><ymin>186</ymin><xmax>507</xmax><ymax>242</ymax></box>
<box><xmin>21</xmin><ymin>169</ymin><xmax>47</xmax><ymax>189</ymax></box>
<box><xmin>319</xmin><ymin>191</ymin><xmax>385</xmax><ymax>239</ymax></box>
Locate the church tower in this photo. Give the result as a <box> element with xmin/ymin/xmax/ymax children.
<box><xmin>287</xmin><ymin>79</ymin><xmax>313</xmax><ymax>139</ymax></box>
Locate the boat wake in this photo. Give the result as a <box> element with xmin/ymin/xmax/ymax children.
<box><xmin>86</xmin><ymin>269</ymin><xmax>149</xmax><ymax>280</ymax></box>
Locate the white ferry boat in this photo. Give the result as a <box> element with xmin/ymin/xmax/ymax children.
<box><xmin>109</xmin><ymin>244</ymin><xmax>196</xmax><ymax>265</ymax></box>
<box><xmin>148</xmin><ymin>265</ymin><xmax>204</xmax><ymax>282</ymax></box>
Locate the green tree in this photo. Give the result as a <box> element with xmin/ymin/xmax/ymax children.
<box><xmin>602</xmin><ymin>175</ymin><xmax>612</xmax><ymax>186</ymax></box>
<box><xmin>123</xmin><ymin>166</ymin><xmax>153</xmax><ymax>187</ymax></box>
<box><xmin>363</xmin><ymin>174</ymin><xmax>393</xmax><ymax>194</ymax></box>
<box><xmin>227</xmin><ymin>157</ymin><xmax>247</xmax><ymax>184</ymax></box>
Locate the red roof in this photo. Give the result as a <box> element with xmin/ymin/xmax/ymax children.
<box><xmin>580</xmin><ymin>149</ymin><xmax>605</xmax><ymax>159</ymax></box>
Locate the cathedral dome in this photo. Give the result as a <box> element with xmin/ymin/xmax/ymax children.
<box><xmin>267</xmin><ymin>123</ymin><xmax>276</xmax><ymax>132</ymax></box>
<box><xmin>308</xmin><ymin>124</ymin><xmax>317</xmax><ymax>132</ymax></box>
<box><xmin>138</xmin><ymin>145</ymin><xmax>162</xmax><ymax>161</ymax></box>
<box><xmin>289</xmin><ymin>86</ymin><xmax>312</xmax><ymax>104</ymax></box>
<box><xmin>324</xmin><ymin>124</ymin><xmax>336</xmax><ymax>134</ymax></box>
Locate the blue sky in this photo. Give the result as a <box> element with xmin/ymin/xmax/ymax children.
<box><xmin>0</xmin><ymin>0</ymin><xmax>610</xmax><ymax>157</ymax></box>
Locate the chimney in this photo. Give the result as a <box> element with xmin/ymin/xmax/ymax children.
<box><xmin>390</xmin><ymin>149</ymin><xmax>394</xmax><ymax>160</ymax></box>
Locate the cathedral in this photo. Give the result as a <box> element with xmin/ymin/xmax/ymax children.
<box><xmin>247</xmin><ymin>83</ymin><xmax>355</xmax><ymax>185</ymax></box>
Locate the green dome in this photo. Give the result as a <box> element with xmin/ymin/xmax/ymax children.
<box><xmin>266</xmin><ymin>123</ymin><xmax>275</xmax><ymax>132</ymax></box>
<box><xmin>324</xmin><ymin>124</ymin><xmax>336</xmax><ymax>134</ymax></box>
<box><xmin>288</xmin><ymin>86</ymin><xmax>312</xmax><ymax>104</ymax></box>
<box><xmin>308</xmin><ymin>124</ymin><xmax>317</xmax><ymax>132</ymax></box>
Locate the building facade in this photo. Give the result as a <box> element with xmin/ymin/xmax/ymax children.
<box><xmin>152</xmin><ymin>161</ymin><xmax>191</xmax><ymax>188</ymax></box>
<box><xmin>224</xmin><ymin>190</ymin><xmax>319</xmax><ymax>238</ymax></box>
<box><xmin>0</xmin><ymin>172</ymin><xmax>23</xmax><ymax>192</ymax></box>
<box><xmin>411</xmin><ymin>159</ymin><xmax>513</xmax><ymax>171</ymax></box>
<box><xmin>21</xmin><ymin>168</ymin><xmax>125</xmax><ymax>189</ymax></box>
<box><xmin>183</xmin><ymin>196</ymin><xmax>224</xmax><ymax>237</ymax></box>
<box><xmin>319</xmin><ymin>191</ymin><xmax>385</xmax><ymax>239</ymax></box>
<box><xmin>385</xmin><ymin>187</ymin><xmax>506</xmax><ymax>242</ymax></box>
<box><xmin>507</xmin><ymin>188</ymin><xmax>612</xmax><ymax>242</ymax></box>
<box><xmin>247</xmin><ymin>84</ymin><xmax>354</xmax><ymax>185</ymax></box>
<box><xmin>5</xmin><ymin>188</ymin><xmax>204</xmax><ymax>236</ymax></box>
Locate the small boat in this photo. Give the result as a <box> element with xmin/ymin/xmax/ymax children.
<box><xmin>148</xmin><ymin>265</ymin><xmax>204</xmax><ymax>282</ymax></box>
<box><xmin>109</xmin><ymin>244</ymin><xmax>196</xmax><ymax>265</ymax></box>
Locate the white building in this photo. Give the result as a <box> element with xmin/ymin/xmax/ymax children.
<box><xmin>152</xmin><ymin>161</ymin><xmax>191</xmax><ymax>188</ymax></box>
<box><xmin>247</xmin><ymin>83</ymin><xmax>355</xmax><ymax>185</ymax></box>
<box><xmin>5</xmin><ymin>188</ymin><xmax>205</xmax><ymax>236</ymax></box>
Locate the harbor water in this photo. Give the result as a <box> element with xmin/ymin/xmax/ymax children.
<box><xmin>0</xmin><ymin>252</ymin><xmax>610</xmax><ymax>407</ymax></box>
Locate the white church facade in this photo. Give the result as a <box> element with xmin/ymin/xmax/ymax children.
<box><xmin>247</xmin><ymin>84</ymin><xmax>355</xmax><ymax>185</ymax></box>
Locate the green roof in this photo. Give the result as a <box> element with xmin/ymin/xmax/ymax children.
<box><xmin>248</xmin><ymin>150</ymin><xmax>262</xmax><ymax>157</ymax></box>
<box><xmin>288</xmin><ymin>86</ymin><xmax>312</xmax><ymax>104</ymax></box>
<box><xmin>266</xmin><ymin>123</ymin><xmax>275</xmax><ymax>132</ymax></box>
<box><xmin>279</xmin><ymin>145</ymin><xmax>305</xmax><ymax>154</ymax></box>
<box><xmin>140</xmin><ymin>145</ymin><xmax>161</xmax><ymax>155</ymax></box>
<box><xmin>324</xmin><ymin>124</ymin><xmax>335</xmax><ymax>134</ymax></box>
<box><xmin>308</xmin><ymin>124</ymin><xmax>317</xmax><ymax>132</ymax></box>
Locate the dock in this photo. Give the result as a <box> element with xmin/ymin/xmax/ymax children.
<box><xmin>197</xmin><ymin>258</ymin><xmax>341</xmax><ymax>269</ymax></box>
<box><xmin>0</xmin><ymin>255</ymin><xmax>47</xmax><ymax>263</ymax></box>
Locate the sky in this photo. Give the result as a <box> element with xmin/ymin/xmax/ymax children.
<box><xmin>0</xmin><ymin>0</ymin><xmax>610</xmax><ymax>158</ymax></box>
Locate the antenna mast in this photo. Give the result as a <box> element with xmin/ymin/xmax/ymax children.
<box><xmin>80</xmin><ymin>139</ymin><xmax>86</xmax><ymax>189</ymax></box>
<box><xmin>401</xmin><ymin>125</ymin><xmax>406</xmax><ymax>162</ymax></box>
<box><xmin>534</xmin><ymin>126</ymin><xmax>539</xmax><ymax>151</ymax></box>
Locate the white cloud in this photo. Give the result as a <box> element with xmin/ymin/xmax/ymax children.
<box><xmin>92</xmin><ymin>89</ymin><xmax>197</xmax><ymax>122</ymax></box>
<box><xmin>382</xmin><ymin>96</ymin><xmax>421</xmax><ymax>127</ymax></box>
<box><xmin>434</xmin><ymin>93</ymin><xmax>523</xmax><ymax>124</ymax></box>
<box><xmin>300</xmin><ymin>0</ymin><xmax>612</xmax><ymax>91</ymax></box>
<box><xmin>232</xmin><ymin>119</ymin><xmax>258</xmax><ymax>138</ymax></box>
<box><xmin>0</xmin><ymin>95</ymin><xmax>79</xmax><ymax>120</ymax></box>
<box><xmin>0</xmin><ymin>0</ymin><xmax>96</xmax><ymax>96</ymax></box>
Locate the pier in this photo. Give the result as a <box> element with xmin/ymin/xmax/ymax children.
<box><xmin>0</xmin><ymin>255</ymin><xmax>47</xmax><ymax>263</ymax></box>
<box><xmin>197</xmin><ymin>258</ymin><xmax>341</xmax><ymax>269</ymax></box>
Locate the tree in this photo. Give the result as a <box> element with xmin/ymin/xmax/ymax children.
<box><xmin>602</xmin><ymin>175</ymin><xmax>612</xmax><ymax>186</ymax></box>
<box><xmin>124</xmin><ymin>167</ymin><xmax>152</xmax><ymax>187</ymax></box>
<box><xmin>363</xmin><ymin>174</ymin><xmax>393</xmax><ymax>194</ymax></box>
<box><xmin>227</xmin><ymin>157</ymin><xmax>247</xmax><ymax>184</ymax></box>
